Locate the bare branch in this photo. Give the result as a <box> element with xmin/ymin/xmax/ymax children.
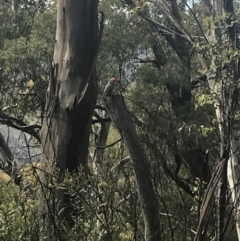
<box><xmin>149</xmin><ymin>0</ymin><xmax>193</xmax><ymax>41</ymax></box>
<box><xmin>185</xmin><ymin>2</ymin><xmax>209</xmax><ymax>43</ymax></box>
<box><xmin>132</xmin><ymin>57</ymin><xmax>157</xmax><ymax>63</ymax></box>
<box><xmin>114</xmin><ymin>194</ymin><xmax>131</xmax><ymax>210</ymax></box>
<box><xmin>111</xmin><ymin>156</ymin><xmax>131</xmax><ymax>171</ymax></box>
<box><xmin>129</xmin><ymin>112</ymin><xmax>144</xmax><ymax>127</ymax></box>
<box><xmin>95</xmin><ymin>105</ymin><xmax>106</xmax><ymax>111</ymax></box>
<box><xmin>93</xmin><ymin>110</ymin><xmax>102</xmax><ymax>120</ymax></box>
<box><xmin>159</xmin><ymin>212</ymin><xmax>197</xmax><ymax>234</ymax></box>
<box><xmin>143</xmin><ymin>15</ymin><xmax>192</xmax><ymax>43</ymax></box>
<box><xmin>162</xmin><ymin>160</ymin><xmax>194</xmax><ymax>197</ymax></box>
<box><xmin>92</xmin><ymin>111</ymin><xmax>111</xmax><ymax>124</ymax></box>
<box><xmin>2</xmin><ymin>105</ymin><xmax>17</xmax><ymax>111</ymax></box>
<box><xmin>0</xmin><ymin>110</ymin><xmax>41</xmax><ymax>142</ymax></box>
<box><xmin>97</xmin><ymin>138</ymin><xmax>122</xmax><ymax>149</ymax></box>
<box><xmin>92</xmin><ymin>118</ymin><xmax>111</xmax><ymax>124</ymax></box>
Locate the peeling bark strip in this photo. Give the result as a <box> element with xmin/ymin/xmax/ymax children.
<box><xmin>194</xmin><ymin>159</ymin><xmax>227</xmax><ymax>241</ymax></box>
<box><xmin>105</xmin><ymin>95</ymin><xmax>161</xmax><ymax>241</ymax></box>
<box><xmin>40</xmin><ymin>1</ymin><xmax>99</xmax><ymax>240</ymax></box>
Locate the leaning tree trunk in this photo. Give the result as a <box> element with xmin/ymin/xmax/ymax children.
<box><xmin>105</xmin><ymin>95</ymin><xmax>161</xmax><ymax>241</ymax></box>
<box><xmin>0</xmin><ymin>131</ymin><xmax>21</xmax><ymax>185</ymax></box>
<box><xmin>40</xmin><ymin>1</ymin><xmax>99</xmax><ymax>240</ymax></box>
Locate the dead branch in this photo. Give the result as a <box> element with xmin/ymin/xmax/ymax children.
<box><xmin>97</xmin><ymin>139</ymin><xmax>122</xmax><ymax>149</ymax></box>
<box><xmin>111</xmin><ymin>156</ymin><xmax>131</xmax><ymax>171</ymax></box>
<box><xmin>0</xmin><ymin>110</ymin><xmax>41</xmax><ymax>142</ymax></box>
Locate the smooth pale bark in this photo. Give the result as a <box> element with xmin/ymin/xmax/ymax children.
<box><xmin>105</xmin><ymin>95</ymin><xmax>161</xmax><ymax>241</ymax></box>
<box><xmin>214</xmin><ymin>93</ymin><xmax>240</xmax><ymax>239</ymax></box>
<box><xmin>40</xmin><ymin>1</ymin><xmax>99</xmax><ymax>240</ymax></box>
<box><xmin>12</xmin><ymin>0</ymin><xmax>18</xmax><ymax>10</ymax></box>
<box><xmin>228</xmin><ymin>138</ymin><xmax>240</xmax><ymax>239</ymax></box>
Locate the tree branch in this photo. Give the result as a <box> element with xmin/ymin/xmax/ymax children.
<box><xmin>0</xmin><ymin>110</ymin><xmax>41</xmax><ymax>142</ymax></box>
<box><xmin>92</xmin><ymin>110</ymin><xmax>111</xmax><ymax>124</ymax></box>
<box><xmin>162</xmin><ymin>160</ymin><xmax>194</xmax><ymax>197</ymax></box>
<box><xmin>132</xmin><ymin>57</ymin><xmax>158</xmax><ymax>64</ymax></box>
<box><xmin>97</xmin><ymin>138</ymin><xmax>122</xmax><ymax>149</ymax></box>
<box><xmin>92</xmin><ymin>118</ymin><xmax>111</xmax><ymax>124</ymax></box>
<box><xmin>111</xmin><ymin>156</ymin><xmax>131</xmax><ymax>171</ymax></box>
<box><xmin>95</xmin><ymin>105</ymin><xmax>106</xmax><ymax>111</ymax></box>
<box><xmin>143</xmin><ymin>15</ymin><xmax>192</xmax><ymax>43</ymax></box>
<box><xmin>149</xmin><ymin>0</ymin><xmax>193</xmax><ymax>42</ymax></box>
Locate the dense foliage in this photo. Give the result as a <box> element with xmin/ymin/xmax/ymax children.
<box><xmin>0</xmin><ymin>0</ymin><xmax>240</xmax><ymax>240</ymax></box>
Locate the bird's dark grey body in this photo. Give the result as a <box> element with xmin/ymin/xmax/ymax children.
<box><xmin>103</xmin><ymin>81</ymin><xmax>115</xmax><ymax>97</ymax></box>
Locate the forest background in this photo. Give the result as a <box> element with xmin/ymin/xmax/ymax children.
<box><xmin>0</xmin><ymin>0</ymin><xmax>240</xmax><ymax>240</ymax></box>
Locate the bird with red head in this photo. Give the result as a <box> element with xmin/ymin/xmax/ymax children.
<box><xmin>103</xmin><ymin>76</ymin><xmax>117</xmax><ymax>98</ymax></box>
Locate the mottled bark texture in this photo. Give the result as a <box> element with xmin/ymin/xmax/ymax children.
<box><xmin>105</xmin><ymin>95</ymin><xmax>161</xmax><ymax>241</ymax></box>
<box><xmin>40</xmin><ymin>1</ymin><xmax>99</xmax><ymax>240</ymax></box>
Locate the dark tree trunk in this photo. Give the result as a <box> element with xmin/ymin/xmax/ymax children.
<box><xmin>105</xmin><ymin>95</ymin><xmax>161</xmax><ymax>241</ymax></box>
<box><xmin>39</xmin><ymin>1</ymin><xmax>99</xmax><ymax>240</ymax></box>
<box><xmin>0</xmin><ymin>131</ymin><xmax>22</xmax><ymax>185</ymax></box>
<box><xmin>93</xmin><ymin>111</ymin><xmax>110</xmax><ymax>166</ymax></box>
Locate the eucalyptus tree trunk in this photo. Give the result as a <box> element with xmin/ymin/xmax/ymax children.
<box><xmin>204</xmin><ymin>0</ymin><xmax>240</xmax><ymax>239</ymax></box>
<box><xmin>40</xmin><ymin>1</ymin><xmax>99</xmax><ymax>240</ymax></box>
<box><xmin>105</xmin><ymin>95</ymin><xmax>161</xmax><ymax>241</ymax></box>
